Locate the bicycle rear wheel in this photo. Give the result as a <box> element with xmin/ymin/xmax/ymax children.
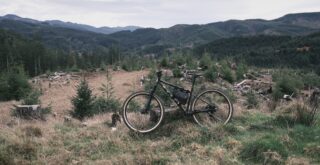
<box><xmin>122</xmin><ymin>91</ymin><xmax>164</xmax><ymax>133</ymax></box>
<box><xmin>192</xmin><ymin>89</ymin><xmax>233</xmax><ymax>127</ymax></box>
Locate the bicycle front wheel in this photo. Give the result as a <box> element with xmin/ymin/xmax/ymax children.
<box><xmin>122</xmin><ymin>91</ymin><xmax>164</xmax><ymax>133</ymax></box>
<box><xmin>192</xmin><ymin>89</ymin><xmax>233</xmax><ymax>127</ymax></box>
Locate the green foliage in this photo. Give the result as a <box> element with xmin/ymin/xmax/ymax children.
<box><xmin>272</xmin><ymin>71</ymin><xmax>303</xmax><ymax>101</ymax></box>
<box><xmin>0</xmin><ymin>66</ymin><xmax>31</xmax><ymax>101</ymax></box>
<box><xmin>120</xmin><ymin>55</ymin><xmax>154</xmax><ymax>71</ymax></box>
<box><xmin>195</xmin><ymin>34</ymin><xmax>320</xmax><ymax>70</ymax></box>
<box><xmin>224</xmin><ymin>88</ymin><xmax>237</xmax><ymax>103</ymax></box>
<box><xmin>236</xmin><ymin>63</ymin><xmax>248</xmax><ymax>81</ymax></box>
<box><xmin>204</xmin><ymin>65</ymin><xmax>218</xmax><ymax>82</ymax></box>
<box><xmin>301</xmin><ymin>72</ymin><xmax>320</xmax><ymax>87</ymax></box>
<box><xmin>92</xmin><ymin>97</ymin><xmax>120</xmax><ymax>114</ymax></box>
<box><xmin>72</xmin><ymin>80</ymin><xmax>95</xmax><ymax>120</ymax></box>
<box><xmin>172</xmin><ymin>69</ymin><xmax>182</xmax><ymax>78</ymax></box>
<box><xmin>160</xmin><ymin>56</ymin><xmax>169</xmax><ymax>68</ymax></box>
<box><xmin>245</xmin><ymin>90</ymin><xmax>259</xmax><ymax>109</ymax></box>
<box><xmin>172</xmin><ymin>68</ymin><xmax>183</xmax><ymax>78</ymax></box>
<box><xmin>274</xmin><ymin>102</ymin><xmax>318</xmax><ymax>127</ymax></box>
<box><xmin>199</xmin><ymin>53</ymin><xmax>212</xmax><ymax>69</ymax></box>
<box><xmin>241</xmin><ymin>135</ymin><xmax>288</xmax><ymax>162</ymax></box>
<box><xmin>99</xmin><ymin>73</ymin><xmax>114</xmax><ymax>100</ymax></box>
<box><xmin>69</xmin><ymin>64</ymin><xmax>80</xmax><ymax>72</ymax></box>
<box><xmin>93</xmin><ymin>73</ymin><xmax>121</xmax><ymax>114</ymax></box>
<box><xmin>0</xmin><ymin>140</ymin><xmax>14</xmax><ymax>165</ymax></box>
<box><xmin>185</xmin><ymin>54</ymin><xmax>198</xmax><ymax>69</ymax></box>
<box><xmin>0</xmin><ymin>149</ymin><xmax>14</xmax><ymax>165</ymax></box>
<box><xmin>172</xmin><ymin>53</ymin><xmax>185</xmax><ymax>66</ymax></box>
<box><xmin>288</xmin><ymin>125</ymin><xmax>320</xmax><ymax>160</ymax></box>
<box><xmin>22</xmin><ymin>89</ymin><xmax>41</xmax><ymax>105</ymax></box>
<box><xmin>220</xmin><ymin>62</ymin><xmax>235</xmax><ymax>83</ymax></box>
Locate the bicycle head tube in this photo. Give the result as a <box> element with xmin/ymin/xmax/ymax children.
<box><xmin>156</xmin><ymin>70</ymin><xmax>162</xmax><ymax>80</ymax></box>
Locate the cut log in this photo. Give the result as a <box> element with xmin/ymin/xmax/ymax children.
<box><xmin>14</xmin><ymin>105</ymin><xmax>41</xmax><ymax>119</ymax></box>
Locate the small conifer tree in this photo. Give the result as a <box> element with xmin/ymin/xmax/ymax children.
<box><xmin>72</xmin><ymin>79</ymin><xmax>94</xmax><ymax>120</ymax></box>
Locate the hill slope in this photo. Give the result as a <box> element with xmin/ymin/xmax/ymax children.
<box><xmin>1</xmin><ymin>12</ymin><xmax>320</xmax><ymax>53</ymax></box>
<box><xmin>195</xmin><ymin>32</ymin><xmax>320</xmax><ymax>70</ymax></box>
<box><xmin>109</xmin><ymin>12</ymin><xmax>320</xmax><ymax>50</ymax></box>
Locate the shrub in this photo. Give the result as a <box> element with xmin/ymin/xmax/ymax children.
<box><xmin>272</xmin><ymin>73</ymin><xmax>303</xmax><ymax>101</ymax></box>
<box><xmin>241</xmin><ymin>135</ymin><xmax>287</xmax><ymax>163</ymax></box>
<box><xmin>224</xmin><ymin>88</ymin><xmax>237</xmax><ymax>103</ymax></box>
<box><xmin>160</xmin><ymin>56</ymin><xmax>169</xmax><ymax>68</ymax></box>
<box><xmin>100</xmin><ymin>62</ymin><xmax>107</xmax><ymax>71</ymax></box>
<box><xmin>204</xmin><ymin>66</ymin><xmax>218</xmax><ymax>82</ymax></box>
<box><xmin>236</xmin><ymin>63</ymin><xmax>248</xmax><ymax>81</ymax></box>
<box><xmin>199</xmin><ymin>53</ymin><xmax>212</xmax><ymax>69</ymax></box>
<box><xmin>72</xmin><ymin>80</ymin><xmax>95</xmax><ymax>120</ymax></box>
<box><xmin>274</xmin><ymin>102</ymin><xmax>317</xmax><ymax>127</ymax></box>
<box><xmin>302</xmin><ymin>72</ymin><xmax>320</xmax><ymax>87</ymax></box>
<box><xmin>22</xmin><ymin>89</ymin><xmax>41</xmax><ymax>105</ymax></box>
<box><xmin>0</xmin><ymin>67</ymin><xmax>31</xmax><ymax>101</ymax></box>
<box><xmin>172</xmin><ymin>54</ymin><xmax>185</xmax><ymax>66</ymax></box>
<box><xmin>221</xmin><ymin>63</ymin><xmax>235</xmax><ymax>83</ymax></box>
<box><xmin>92</xmin><ymin>73</ymin><xmax>121</xmax><ymax>114</ymax></box>
<box><xmin>185</xmin><ymin>54</ymin><xmax>198</xmax><ymax>69</ymax></box>
<box><xmin>172</xmin><ymin>68</ymin><xmax>183</xmax><ymax>78</ymax></box>
<box><xmin>245</xmin><ymin>90</ymin><xmax>259</xmax><ymax>109</ymax></box>
<box><xmin>0</xmin><ymin>150</ymin><xmax>14</xmax><ymax>165</ymax></box>
<box><xmin>0</xmin><ymin>144</ymin><xmax>14</xmax><ymax>165</ymax></box>
<box><xmin>92</xmin><ymin>97</ymin><xmax>120</xmax><ymax>114</ymax></box>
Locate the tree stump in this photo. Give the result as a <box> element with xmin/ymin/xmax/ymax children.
<box><xmin>14</xmin><ymin>105</ymin><xmax>41</xmax><ymax>119</ymax></box>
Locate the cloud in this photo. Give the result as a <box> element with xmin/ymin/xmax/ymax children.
<box><xmin>0</xmin><ymin>0</ymin><xmax>319</xmax><ymax>28</ymax></box>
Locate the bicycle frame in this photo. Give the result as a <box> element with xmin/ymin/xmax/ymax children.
<box><xmin>145</xmin><ymin>73</ymin><xmax>199</xmax><ymax>114</ymax></box>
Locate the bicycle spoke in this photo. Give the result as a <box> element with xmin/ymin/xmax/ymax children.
<box><xmin>123</xmin><ymin>92</ymin><xmax>164</xmax><ymax>133</ymax></box>
<box><xmin>198</xmin><ymin>97</ymin><xmax>216</xmax><ymax>108</ymax></box>
<box><xmin>209</xmin><ymin>113</ymin><xmax>223</xmax><ymax>122</ymax></box>
<box><xmin>193</xmin><ymin>90</ymin><xmax>233</xmax><ymax>127</ymax></box>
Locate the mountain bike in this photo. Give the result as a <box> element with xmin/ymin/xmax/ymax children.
<box><xmin>122</xmin><ymin>70</ymin><xmax>234</xmax><ymax>133</ymax></box>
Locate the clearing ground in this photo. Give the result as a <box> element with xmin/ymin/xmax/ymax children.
<box><xmin>0</xmin><ymin>70</ymin><xmax>319</xmax><ymax>165</ymax></box>
<box><xmin>1</xmin><ymin>69</ymin><xmax>148</xmax><ymax>125</ymax></box>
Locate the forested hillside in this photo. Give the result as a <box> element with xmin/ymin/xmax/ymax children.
<box><xmin>1</xmin><ymin>12</ymin><xmax>320</xmax><ymax>77</ymax></box>
<box><xmin>195</xmin><ymin>33</ymin><xmax>320</xmax><ymax>73</ymax></box>
<box><xmin>1</xmin><ymin>12</ymin><xmax>320</xmax><ymax>53</ymax></box>
<box><xmin>0</xmin><ymin>29</ymin><xmax>122</xmax><ymax>76</ymax></box>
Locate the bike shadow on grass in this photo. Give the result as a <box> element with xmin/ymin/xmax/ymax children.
<box><xmin>127</xmin><ymin>108</ymin><xmax>197</xmax><ymax>140</ymax></box>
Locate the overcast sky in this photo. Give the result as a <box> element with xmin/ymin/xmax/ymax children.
<box><xmin>0</xmin><ymin>0</ymin><xmax>319</xmax><ymax>28</ymax></box>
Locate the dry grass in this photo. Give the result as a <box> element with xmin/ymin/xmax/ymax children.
<box><xmin>0</xmin><ymin>70</ymin><xmax>318</xmax><ymax>164</ymax></box>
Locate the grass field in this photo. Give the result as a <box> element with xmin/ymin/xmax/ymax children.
<box><xmin>0</xmin><ymin>70</ymin><xmax>319</xmax><ymax>165</ymax></box>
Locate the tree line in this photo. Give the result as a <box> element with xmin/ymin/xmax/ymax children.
<box><xmin>0</xmin><ymin>29</ymin><xmax>123</xmax><ymax>76</ymax></box>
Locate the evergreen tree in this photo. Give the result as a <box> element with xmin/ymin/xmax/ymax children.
<box><xmin>72</xmin><ymin>79</ymin><xmax>94</xmax><ymax>120</ymax></box>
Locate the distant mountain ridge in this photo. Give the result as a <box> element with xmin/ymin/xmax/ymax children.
<box><xmin>1</xmin><ymin>12</ymin><xmax>320</xmax><ymax>53</ymax></box>
<box><xmin>0</xmin><ymin>14</ymin><xmax>141</xmax><ymax>34</ymax></box>
<box><xmin>108</xmin><ymin>12</ymin><xmax>320</xmax><ymax>49</ymax></box>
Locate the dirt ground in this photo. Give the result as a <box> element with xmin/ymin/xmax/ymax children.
<box><xmin>0</xmin><ymin>69</ymin><xmax>148</xmax><ymax>125</ymax></box>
